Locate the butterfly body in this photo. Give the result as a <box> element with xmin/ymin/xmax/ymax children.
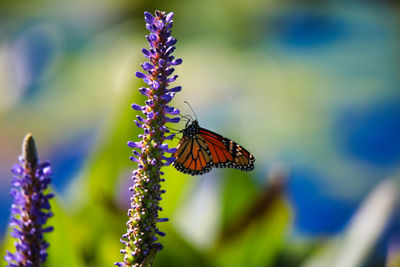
<box><xmin>172</xmin><ymin>120</ymin><xmax>255</xmax><ymax>176</ymax></box>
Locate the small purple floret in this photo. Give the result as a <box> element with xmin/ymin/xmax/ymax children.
<box><xmin>142</xmin><ymin>48</ymin><xmax>151</xmax><ymax>57</ymax></box>
<box><xmin>131</xmin><ymin>103</ymin><xmax>142</xmax><ymax>111</ymax></box>
<box><xmin>167</xmin><ymin>86</ymin><xmax>182</xmax><ymax>93</ymax></box>
<box><xmin>142</xmin><ymin>62</ymin><xmax>154</xmax><ymax>71</ymax></box>
<box><xmin>135</xmin><ymin>71</ymin><xmax>147</xmax><ymax>79</ymax></box>
<box><xmin>165</xmin><ymin>117</ymin><xmax>180</xmax><ymax>123</ymax></box>
<box><xmin>171</xmin><ymin>58</ymin><xmax>183</xmax><ymax>65</ymax></box>
<box><xmin>144</xmin><ymin>12</ymin><xmax>155</xmax><ymax>24</ymax></box>
<box><xmin>165</xmin><ymin>12</ymin><xmax>174</xmax><ymax>23</ymax></box>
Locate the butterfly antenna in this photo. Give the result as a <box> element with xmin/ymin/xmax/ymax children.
<box><xmin>184</xmin><ymin>101</ymin><xmax>198</xmax><ymax>121</ymax></box>
<box><xmin>178</xmin><ymin>113</ymin><xmax>192</xmax><ymax>122</ymax></box>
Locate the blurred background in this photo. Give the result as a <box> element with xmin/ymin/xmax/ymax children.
<box><xmin>1</xmin><ymin>0</ymin><xmax>400</xmax><ymax>266</ymax></box>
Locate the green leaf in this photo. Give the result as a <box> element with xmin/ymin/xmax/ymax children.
<box><xmin>43</xmin><ymin>197</ymin><xmax>86</xmax><ymax>267</ymax></box>
<box><xmin>215</xmin><ymin>170</ymin><xmax>291</xmax><ymax>267</ymax></box>
<box><xmin>215</xmin><ymin>197</ymin><xmax>290</xmax><ymax>267</ymax></box>
<box><xmin>219</xmin><ymin>170</ymin><xmax>259</xmax><ymax>231</ymax></box>
<box><xmin>154</xmin><ymin>224</ymin><xmax>212</xmax><ymax>267</ymax></box>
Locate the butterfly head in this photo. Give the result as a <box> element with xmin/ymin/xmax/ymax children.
<box><xmin>183</xmin><ymin>120</ymin><xmax>200</xmax><ymax>138</ymax></box>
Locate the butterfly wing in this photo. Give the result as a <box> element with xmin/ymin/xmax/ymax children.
<box><xmin>172</xmin><ymin>134</ymin><xmax>214</xmax><ymax>175</ymax></box>
<box><xmin>199</xmin><ymin>127</ymin><xmax>255</xmax><ymax>171</ymax></box>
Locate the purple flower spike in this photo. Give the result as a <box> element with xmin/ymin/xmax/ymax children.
<box><xmin>117</xmin><ymin>10</ymin><xmax>182</xmax><ymax>267</ymax></box>
<box><xmin>5</xmin><ymin>134</ymin><xmax>53</xmax><ymax>267</ymax></box>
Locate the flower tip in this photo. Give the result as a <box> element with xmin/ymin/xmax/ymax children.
<box><xmin>166</xmin><ymin>12</ymin><xmax>174</xmax><ymax>23</ymax></box>
<box><xmin>135</xmin><ymin>71</ymin><xmax>145</xmax><ymax>78</ymax></box>
<box><xmin>42</xmin><ymin>226</ymin><xmax>54</xmax><ymax>233</ymax></box>
<box><xmin>144</xmin><ymin>11</ymin><xmax>152</xmax><ymax>17</ymax></box>
<box><xmin>144</xmin><ymin>12</ymin><xmax>155</xmax><ymax>23</ymax></box>
<box><xmin>174</xmin><ymin>58</ymin><xmax>183</xmax><ymax>65</ymax></box>
<box><xmin>22</xmin><ymin>133</ymin><xmax>38</xmax><ymax>168</ymax></box>
<box><xmin>167</xmin><ymin>86</ymin><xmax>182</xmax><ymax>93</ymax></box>
<box><xmin>131</xmin><ymin>103</ymin><xmax>142</xmax><ymax>111</ymax></box>
<box><xmin>166</xmin><ymin>117</ymin><xmax>180</xmax><ymax>123</ymax></box>
<box><xmin>141</xmin><ymin>48</ymin><xmax>151</xmax><ymax>57</ymax></box>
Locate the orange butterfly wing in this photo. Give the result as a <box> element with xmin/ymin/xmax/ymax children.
<box><xmin>172</xmin><ymin>135</ymin><xmax>213</xmax><ymax>175</ymax></box>
<box><xmin>199</xmin><ymin>128</ymin><xmax>255</xmax><ymax>171</ymax></box>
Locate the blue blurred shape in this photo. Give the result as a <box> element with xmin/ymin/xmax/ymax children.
<box><xmin>11</xmin><ymin>23</ymin><xmax>59</xmax><ymax>98</ymax></box>
<box><xmin>0</xmin><ymin>187</ymin><xmax>12</xmax><ymax>238</ymax></box>
<box><xmin>271</xmin><ymin>8</ymin><xmax>347</xmax><ymax>48</ymax></box>
<box><xmin>288</xmin><ymin>167</ymin><xmax>357</xmax><ymax>235</ymax></box>
<box><xmin>337</xmin><ymin>101</ymin><xmax>400</xmax><ymax>166</ymax></box>
<box><xmin>48</xmin><ymin>129</ymin><xmax>95</xmax><ymax>194</ymax></box>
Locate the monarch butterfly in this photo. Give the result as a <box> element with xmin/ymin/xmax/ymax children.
<box><xmin>172</xmin><ymin>120</ymin><xmax>255</xmax><ymax>176</ymax></box>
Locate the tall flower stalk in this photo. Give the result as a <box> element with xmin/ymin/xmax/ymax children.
<box><xmin>116</xmin><ymin>10</ymin><xmax>182</xmax><ymax>267</ymax></box>
<box><xmin>4</xmin><ymin>134</ymin><xmax>54</xmax><ymax>267</ymax></box>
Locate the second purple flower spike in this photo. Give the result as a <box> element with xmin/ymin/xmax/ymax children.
<box><xmin>5</xmin><ymin>133</ymin><xmax>54</xmax><ymax>267</ymax></box>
